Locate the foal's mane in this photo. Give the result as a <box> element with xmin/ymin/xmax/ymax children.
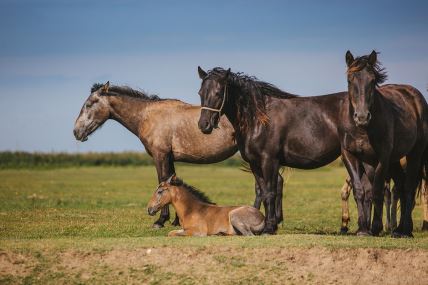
<box><xmin>91</xmin><ymin>83</ymin><xmax>163</xmax><ymax>101</ymax></box>
<box><xmin>205</xmin><ymin>68</ymin><xmax>298</xmax><ymax>130</ymax></box>
<box><xmin>347</xmin><ymin>53</ymin><xmax>388</xmax><ymax>85</ymax></box>
<box><xmin>170</xmin><ymin>177</ymin><xmax>215</xmax><ymax>205</ymax></box>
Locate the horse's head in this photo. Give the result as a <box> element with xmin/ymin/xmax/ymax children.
<box><xmin>345</xmin><ymin>50</ymin><xmax>386</xmax><ymax>128</ymax></box>
<box><xmin>147</xmin><ymin>175</ymin><xmax>176</xmax><ymax>216</ymax></box>
<box><xmin>73</xmin><ymin>81</ymin><xmax>111</xmax><ymax>141</ymax></box>
<box><xmin>197</xmin><ymin>66</ymin><xmax>230</xmax><ymax>134</ymax></box>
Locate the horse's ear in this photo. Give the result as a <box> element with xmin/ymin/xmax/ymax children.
<box><xmin>368</xmin><ymin>50</ymin><xmax>377</xmax><ymax>66</ymax></box>
<box><xmin>165</xmin><ymin>174</ymin><xmax>176</xmax><ymax>184</ymax></box>
<box><xmin>221</xmin><ymin>68</ymin><xmax>231</xmax><ymax>83</ymax></box>
<box><xmin>101</xmin><ymin>81</ymin><xmax>110</xmax><ymax>93</ymax></box>
<box><xmin>198</xmin><ymin>66</ymin><xmax>207</xmax><ymax>79</ymax></box>
<box><xmin>345</xmin><ymin>51</ymin><xmax>354</xmax><ymax>67</ymax></box>
<box><xmin>225</xmin><ymin>68</ymin><xmax>231</xmax><ymax>79</ymax></box>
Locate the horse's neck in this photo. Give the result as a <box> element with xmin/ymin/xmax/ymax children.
<box><xmin>224</xmin><ymin>86</ymin><xmax>261</xmax><ymax>138</ymax></box>
<box><xmin>170</xmin><ymin>187</ymin><xmax>203</xmax><ymax>219</ymax></box>
<box><xmin>107</xmin><ymin>96</ymin><xmax>150</xmax><ymax>136</ymax></box>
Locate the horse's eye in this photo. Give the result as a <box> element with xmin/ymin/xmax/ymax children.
<box><xmin>86</xmin><ymin>102</ymin><xmax>93</xmax><ymax>108</ymax></box>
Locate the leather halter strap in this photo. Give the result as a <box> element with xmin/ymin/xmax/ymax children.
<box><xmin>200</xmin><ymin>85</ymin><xmax>227</xmax><ymax>114</ymax></box>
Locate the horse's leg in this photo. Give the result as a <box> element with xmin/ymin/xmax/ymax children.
<box><xmin>153</xmin><ymin>152</ymin><xmax>176</xmax><ymax>228</ymax></box>
<box><xmin>168</xmin><ymin>229</ymin><xmax>194</xmax><ymax>237</ymax></box>
<box><xmin>369</xmin><ymin>156</ymin><xmax>389</xmax><ymax>236</ymax></box>
<box><xmin>389</xmin><ymin>161</ymin><xmax>404</xmax><ymax>232</ymax></box>
<box><xmin>361</xmin><ymin>164</ymin><xmax>374</xmax><ymax>234</ymax></box>
<box><xmin>340</xmin><ymin>177</ymin><xmax>352</xmax><ymax>234</ymax></box>
<box><xmin>422</xmin><ymin>180</ymin><xmax>428</xmax><ymax>231</ymax></box>
<box><xmin>395</xmin><ymin>153</ymin><xmax>422</xmax><ymax>237</ymax></box>
<box><xmin>342</xmin><ymin>149</ymin><xmax>369</xmax><ymax>235</ymax></box>
<box><xmin>384</xmin><ymin>181</ymin><xmax>392</xmax><ymax>232</ymax></box>
<box><xmin>250</xmin><ymin>158</ymin><xmax>279</xmax><ymax>234</ymax></box>
<box><xmin>390</xmin><ymin>184</ymin><xmax>399</xmax><ymax>231</ymax></box>
<box><xmin>275</xmin><ymin>173</ymin><xmax>284</xmax><ymax>224</ymax></box>
<box><xmin>255</xmin><ymin>173</ymin><xmax>283</xmax><ymax>225</ymax></box>
<box><xmin>253</xmin><ymin>181</ymin><xmax>262</xmax><ymax>210</ymax></box>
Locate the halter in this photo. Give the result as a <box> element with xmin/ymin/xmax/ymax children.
<box><xmin>200</xmin><ymin>85</ymin><xmax>228</xmax><ymax>114</ymax></box>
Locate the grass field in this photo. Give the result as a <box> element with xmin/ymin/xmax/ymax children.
<box><xmin>1</xmin><ymin>165</ymin><xmax>427</xmax><ymax>284</ymax></box>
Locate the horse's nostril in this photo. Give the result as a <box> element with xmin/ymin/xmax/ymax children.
<box><xmin>73</xmin><ymin>129</ymin><xmax>77</xmax><ymax>137</ymax></box>
<box><xmin>367</xmin><ymin>112</ymin><xmax>372</xmax><ymax>121</ymax></box>
<box><xmin>353</xmin><ymin>112</ymin><xmax>358</xmax><ymax>119</ymax></box>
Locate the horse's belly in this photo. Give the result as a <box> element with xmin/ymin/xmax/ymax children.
<box><xmin>281</xmin><ymin>137</ymin><xmax>341</xmax><ymax>169</ymax></box>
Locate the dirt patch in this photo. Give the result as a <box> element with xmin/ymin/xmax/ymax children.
<box><xmin>0</xmin><ymin>251</ymin><xmax>35</xmax><ymax>277</ymax></box>
<box><xmin>1</xmin><ymin>247</ymin><xmax>427</xmax><ymax>284</ymax></box>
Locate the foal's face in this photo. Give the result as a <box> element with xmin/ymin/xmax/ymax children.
<box><xmin>73</xmin><ymin>82</ymin><xmax>111</xmax><ymax>141</ymax></box>
<box><xmin>197</xmin><ymin>66</ymin><xmax>230</xmax><ymax>134</ymax></box>
<box><xmin>346</xmin><ymin>51</ymin><xmax>377</xmax><ymax>128</ymax></box>
<box><xmin>147</xmin><ymin>182</ymin><xmax>173</xmax><ymax>216</ymax></box>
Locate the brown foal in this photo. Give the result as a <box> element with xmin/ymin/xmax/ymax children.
<box><xmin>147</xmin><ymin>176</ymin><xmax>265</xmax><ymax>236</ymax></box>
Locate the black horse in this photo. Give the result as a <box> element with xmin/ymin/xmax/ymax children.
<box><xmin>196</xmin><ymin>62</ymin><xmax>427</xmax><ymax>236</ymax></box>
<box><xmin>197</xmin><ymin>66</ymin><xmax>347</xmax><ymax>234</ymax></box>
<box><xmin>343</xmin><ymin>51</ymin><xmax>428</xmax><ymax>237</ymax></box>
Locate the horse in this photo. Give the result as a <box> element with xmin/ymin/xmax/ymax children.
<box><xmin>196</xmin><ymin>65</ymin><xmax>417</xmax><ymax>236</ymax></box>
<box><xmin>73</xmin><ymin>82</ymin><xmax>284</xmax><ymax>228</ymax></box>
<box><xmin>196</xmin><ymin>66</ymin><xmax>353</xmax><ymax>234</ymax></box>
<box><xmin>342</xmin><ymin>51</ymin><xmax>428</xmax><ymax>237</ymax></box>
<box><xmin>147</xmin><ymin>175</ymin><xmax>265</xmax><ymax>236</ymax></box>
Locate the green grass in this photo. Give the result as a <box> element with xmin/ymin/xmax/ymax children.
<box><xmin>0</xmin><ymin>165</ymin><xmax>426</xmax><ymax>242</ymax></box>
<box><xmin>1</xmin><ymin>165</ymin><xmax>427</xmax><ymax>284</ymax></box>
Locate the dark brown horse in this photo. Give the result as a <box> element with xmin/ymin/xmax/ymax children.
<box><xmin>197</xmin><ymin>67</ymin><xmax>347</xmax><ymax>234</ymax></box>
<box><xmin>73</xmin><ymin>82</ymin><xmax>284</xmax><ymax>228</ymax></box>
<box><xmin>196</xmin><ymin>64</ymin><xmax>425</xmax><ymax>236</ymax></box>
<box><xmin>147</xmin><ymin>175</ymin><xmax>265</xmax><ymax>236</ymax></box>
<box><xmin>343</xmin><ymin>51</ymin><xmax>428</xmax><ymax>237</ymax></box>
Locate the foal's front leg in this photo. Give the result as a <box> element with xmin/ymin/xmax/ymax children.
<box><xmin>168</xmin><ymin>229</ymin><xmax>193</xmax><ymax>237</ymax></box>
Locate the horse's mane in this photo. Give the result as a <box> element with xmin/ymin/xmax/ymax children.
<box><xmin>205</xmin><ymin>68</ymin><xmax>298</xmax><ymax>130</ymax></box>
<box><xmin>347</xmin><ymin>53</ymin><xmax>388</xmax><ymax>85</ymax></box>
<box><xmin>170</xmin><ymin>177</ymin><xmax>215</xmax><ymax>205</ymax></box>
<box><xmin>91</xmin><ymin>83</ymin><xmax>163</xmax><ymax>101</ymax></box>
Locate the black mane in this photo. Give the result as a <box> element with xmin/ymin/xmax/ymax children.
<box><xmin>205</xmin><ymin>68</ymin><xmax>298</xmax><ymax>130</ymax></box>
<box><xmin>170</xmin><ymin>177</ymin><xmax>215</xmax><ymax>205</ymax></box>
<box><xmin>91</xmin><ymin>83</ymin><xmax>163</xmax><ymax>101</ymax></box>
<box><xmin>347</xmin><ymin>53</ymin><xmax>388</xmax><ymax>85</ymax></box>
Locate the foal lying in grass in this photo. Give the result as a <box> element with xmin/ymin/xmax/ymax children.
<box><xmin>147</xmin><ymin>175</ymin><xmax>265</xmax><ymax>236</ymax></box>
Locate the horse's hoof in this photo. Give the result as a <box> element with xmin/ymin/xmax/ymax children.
<box><xmin>152</xmin><ymin>223</ymin><xmax>164</xmax><ymax>229</ymax></box>
<box><xmin>261</xmin><ymin>226</ymin><xmax>277</xmax><ymax>235</ymax></box>
<box><xmin>356</xmin><ymin>230</ymin><xmax>371</xmax><ymax>237</ymax></box>
<box><xmin>422</xmin><ymin>220</ymin><xmax>428</xmax><ymax>231</ymax></box>
<box><xmin>392</xmin><ymin>231</ymin><xmax>413</xmax><ymax>238</ymax></box>
<box><xmin>371</xmin><ymin>228</ymin><xmax>382</xmax><ymax>237</ymax></box>
<box><xmin>340</xmin><ymin>227</ymin><xmax>349</xmax><ymax>235</ymax></box>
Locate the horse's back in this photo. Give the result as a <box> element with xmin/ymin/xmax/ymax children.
<box><xmin>380</xmin><ymin>84</ymin><xmax>428</xmax><ymax>130</ymax></box>
<box><xmin>142</xmin><ymin>100</ymin><xmax>238</xmax><ymax>163</ymax></box>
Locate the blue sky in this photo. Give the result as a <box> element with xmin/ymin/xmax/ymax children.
<box><xmin>1</xmin><ymin>0</ymin><xmax>427</xmax><ymax>152</ymax></box>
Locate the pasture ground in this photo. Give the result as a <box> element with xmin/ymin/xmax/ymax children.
<box><xmin>0</xmin><ymin>165</ymin><xmax>427</xmax><ymax>284</ymax></box>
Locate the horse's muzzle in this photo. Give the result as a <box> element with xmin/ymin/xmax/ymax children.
<box><xmin>147</xmin><ymin>207</ymin><xmax>158</xmax><ymax>216</ymax></box>
<box><xmin>198</xmin><ymin>120</ymin><xmax>214</xmax><ymax>134</ymax></box>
